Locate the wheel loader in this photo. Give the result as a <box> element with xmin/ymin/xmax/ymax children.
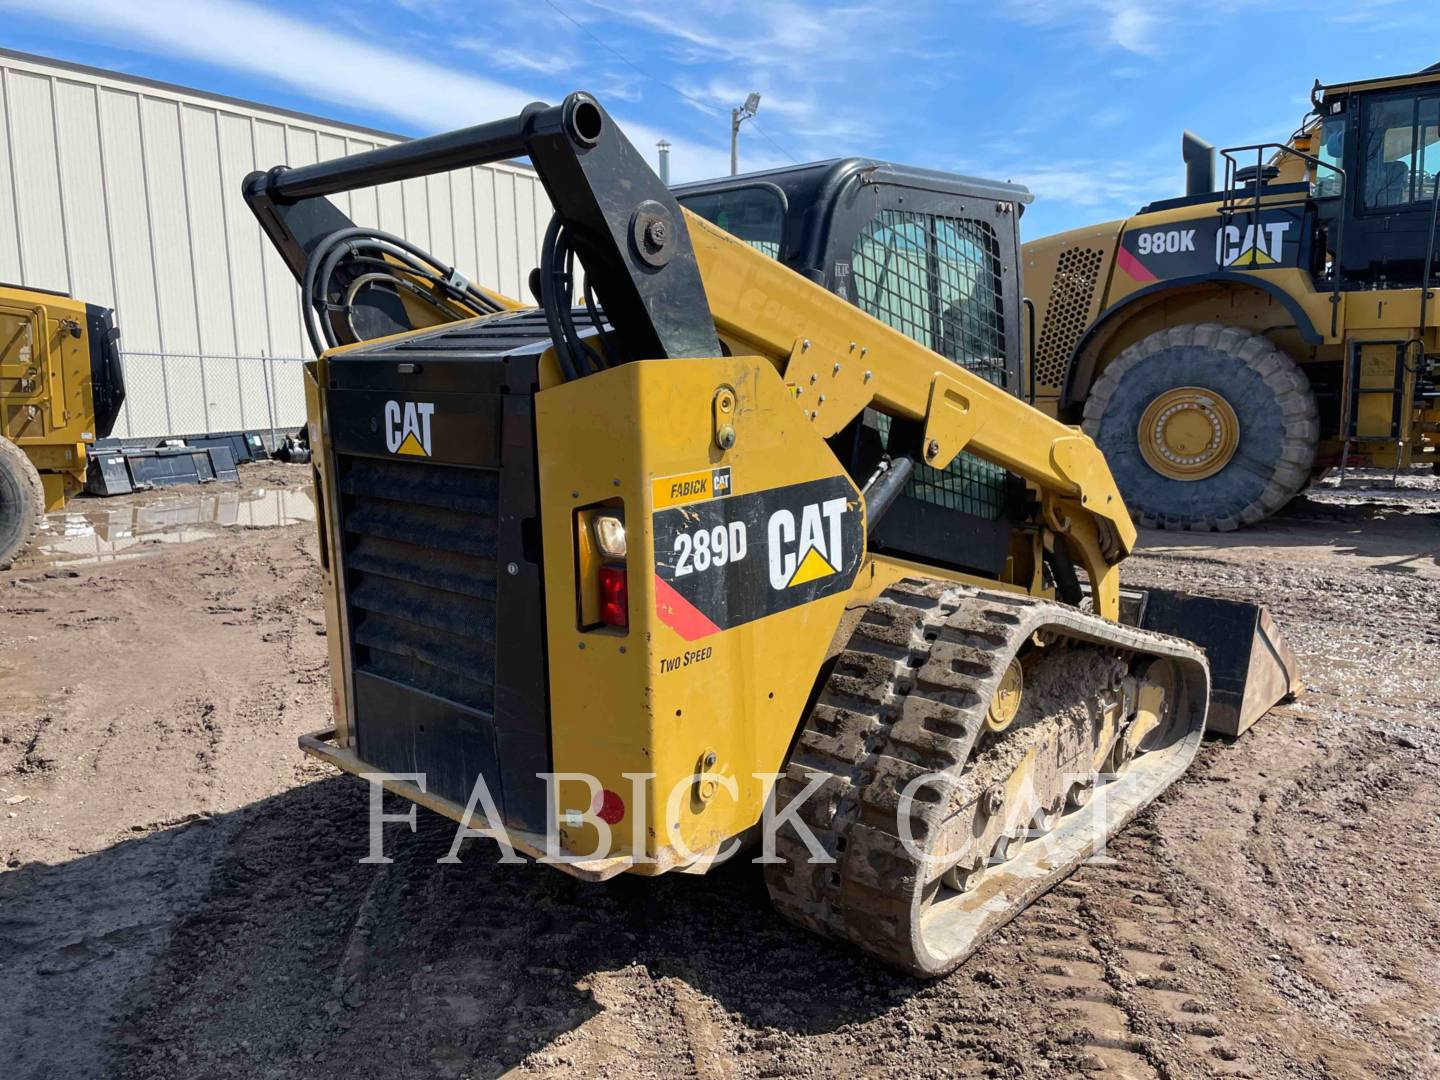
<box><xmin>1024</xmin><ymin>62</ymin><xmax>1440</xmax><ymax>531</ymax></box>
<box><xmin>244</xmin><ymin>93</ymin><xmax>1297</xmax><ymax>976</ymax></box>
<box><xmin>0</xmin><ymin>284</ymin><xmax>125</xmax><ymax>568</ymax></box>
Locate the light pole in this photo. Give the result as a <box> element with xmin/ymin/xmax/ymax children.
<box><xmin>730</xmin><ymin>92</ymin><xmax>761</xmax><ymax>176</ymax></box>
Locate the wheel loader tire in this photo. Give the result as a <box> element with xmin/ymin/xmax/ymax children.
<box><xmin>1081</xmin><ymin>324</ymin><xmax>1319</xmax><ymax>531</ymax></box>
<box><xmin>0</xmin><ymin>437</ymin><xmax>45</xmax><ymax>570</ymax></box>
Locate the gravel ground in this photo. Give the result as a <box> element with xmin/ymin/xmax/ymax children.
<box><xmin>2</xmin><ymin>464</ymin><xmax>1437</xmax><ymax>1079</ymax></box>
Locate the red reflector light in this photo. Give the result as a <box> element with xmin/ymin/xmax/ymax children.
<box><xmin>599</xmin><ymin>564</ymin><xmax>628</xmax><ymax>628</ymax></box>
<box><xmin>594</xmin><ymin>788</ymin><xmax>625</xmax><ymax>825</ymax></box>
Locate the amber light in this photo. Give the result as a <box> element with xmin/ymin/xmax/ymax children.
<box><xmin>598</xmin><ymin>564</ymin><xmax>628</xmax><ymax>628</ymax></box>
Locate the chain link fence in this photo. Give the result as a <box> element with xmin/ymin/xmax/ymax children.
<box><xmin>113</xmin><ymin>352</ymin><xmax>310</xmax><ymax>442</ymax></box>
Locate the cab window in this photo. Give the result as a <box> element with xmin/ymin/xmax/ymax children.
<box><xmin>850</xmin><ymin>210</ymin><xmax>1006</xmax><ymax>384</ymax></box>
<box><xmin>851</xmin><ymin>209</ymin><xmax>1010</xmax><ymax>520</ymax></box>
<box><xmin>1316</xmin><ymin>115</ymin><xmax>1344</xmax><ymax>198</ymax></box>
<box><xmin>1361</xmin><ymin>93</ymin><xmax>1440</xmax><ymax>209</ymax></box>
<box><xmin>676</xmin><ymin>186</ymin><xmax>784</xmax><ymax>257</ymax></box>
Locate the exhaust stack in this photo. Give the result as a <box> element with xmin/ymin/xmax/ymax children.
<box><xmin>1182</xmin><ymin>130</ymin><xmax>1215</xmax><ymax>196</ymax></box>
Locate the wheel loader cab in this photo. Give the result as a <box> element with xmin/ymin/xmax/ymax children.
<box><xmin>674</xmin><ymin>161</ymin><xmax>1029</xmax><ymax>580</ymax></box>
<box><xmin>1311</xmin><ymin>70</ymin><xmax>1440</xmax><ymax>287</ymax></box>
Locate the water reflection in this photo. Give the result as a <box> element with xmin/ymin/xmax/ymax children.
<box><xmin>33</xmin><ymin>487</ymin><xmax>316</xmax><ymax>566</ymax></box>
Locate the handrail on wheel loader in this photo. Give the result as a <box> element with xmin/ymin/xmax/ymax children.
<box><xmin>244</xmin><ymin>92</ymin><xmax>1298</xmax><ymax>976</ymax></box>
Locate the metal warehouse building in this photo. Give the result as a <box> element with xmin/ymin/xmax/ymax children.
<box><xmin>0</xmin><ymin>49</ymin><xmax>552</xmax><ymax>440</ymax></box>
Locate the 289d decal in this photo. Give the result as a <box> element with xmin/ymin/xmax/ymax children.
<box><xmin>652</xmin><ymin>476</ymin><xmax>862</xmax><ymax>641</ymax></box>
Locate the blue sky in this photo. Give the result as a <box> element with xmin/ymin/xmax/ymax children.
<box><xmin>1</xmin><ymin>0</ymin><xmax>1436</xmax><ymax>237</ymax></box>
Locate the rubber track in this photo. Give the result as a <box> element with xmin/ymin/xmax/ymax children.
<box><xmin>763</xmin><ymin>578</ymin><xmax>1209</xmax><ymax>977</ymax></box>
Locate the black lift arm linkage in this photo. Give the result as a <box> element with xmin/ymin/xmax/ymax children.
<box><xmin>243</xmin><ymin>93</ymin><xmax>720</xmax><ymax>362</ymax></box>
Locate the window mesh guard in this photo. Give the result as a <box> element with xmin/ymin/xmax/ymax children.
<box><xmin>852</xmin><ymin>210</ymin><xmax>1010</xmax><ymax>520</ymax></box>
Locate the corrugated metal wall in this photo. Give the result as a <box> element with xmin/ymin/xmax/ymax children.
<box><xmin>0</xmin><ymin>51</ymin><xmax>552</xmax><ymax>439</ymax></box>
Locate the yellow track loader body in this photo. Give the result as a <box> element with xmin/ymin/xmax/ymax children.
<box><xmin>248</xmin><ymin>94</ymin><xmax>1295</xmax><ymax>975</ymax></box>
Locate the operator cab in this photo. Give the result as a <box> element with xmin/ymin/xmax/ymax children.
<box><xmin>1311</xmin><ymin>61</ymin><xmax>1440</xmax><ymax>287</ymax></box>
<box><xmin>675</xmin><ymin>161</ymin><xmax>1035</xmax><ymax>579</ymax></box>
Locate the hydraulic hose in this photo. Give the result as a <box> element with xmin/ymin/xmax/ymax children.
<box><xmin>301</xmin><ymin>226</ymin><xmax>506</xmax><ymax>356</ymax></box>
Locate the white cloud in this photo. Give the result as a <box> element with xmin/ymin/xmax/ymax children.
<box><xmin>999</xmin><ymin>0</ymin><xmax>1162</xmax><ymax>56</ymax></box>
<box><xmin>577</xmin><ymin>0</ymin><xmax>898</xmax><ymax>149</ymax></box>
<box><xmin>0</xmin><ymin>0</ymin><xmax>771</xmax><ymax>180</ymax></box>
<box><xmin>456</xmin><ymin>40</ymin><xmax>580</xmax><ymax>78</ymax></box>
<box><xmin>1100</xmin><ymin>1</ymin><xmax>1159</xmax><ymax>54</ymax></box>
<box><xmin>582</xmin><ymin>0</ymin><xmax>891</xmax><ymax>67</ymax></box>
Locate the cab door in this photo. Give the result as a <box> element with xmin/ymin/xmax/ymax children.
<box><xmin>1332</xmin><ymin>86</ymin><xmax>1440</xmax><ymax>286</ymax></box>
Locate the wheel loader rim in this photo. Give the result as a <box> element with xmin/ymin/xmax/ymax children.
<box><xmin>1136</xmin><ymin>386</ymin><xmax>1240</xmax><ymax>481</ymax></box>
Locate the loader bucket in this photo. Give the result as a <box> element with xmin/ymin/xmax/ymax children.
<box><xmin>1123</xmin><ymin>588</ymin><xmax>1301</xmax><ymax>737</ymax></box>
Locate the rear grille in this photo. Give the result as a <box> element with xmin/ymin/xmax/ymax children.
<box><xmin>339</xmin><ymin>456</ymin><xmax>499</xmax><ymax>715</ymax></box>
<box><xmin>1035</xmin><ymin>246</ymin><xmax>1103</xmax><ymax>392</ymax></box>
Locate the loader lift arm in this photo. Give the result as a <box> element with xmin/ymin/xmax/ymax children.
<box><xmin>245</xmin><ymin>92</ymin><xmax>1135</xmax><ymax>616</ymax></box>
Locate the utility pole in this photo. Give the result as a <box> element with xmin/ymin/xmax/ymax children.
<box><xmin>656</xmin><ymin>139</ymin><xmax>671</xmax><ymax>184</ymax></box>
<box><xmin>730</xmin><ymin>92</ymin><xmax>761</xmax><ymax>176</ymax></box>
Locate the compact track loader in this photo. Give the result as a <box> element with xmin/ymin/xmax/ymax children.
<box><xmin>246</xmin><ymin>94</ymin><xmax>1296</xmax><ymax>976</ymax></box>
<box><xmin>0</xmin><ymin>284</ymin><xmax>125</xmax><ymax>568</ymax></box>
<box><xmin>1025</xmin><ymin>62</ymin><xmax>1440</xmax><ymax>530</ymax></box>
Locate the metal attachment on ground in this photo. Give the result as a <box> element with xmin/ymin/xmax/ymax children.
<box><xmin>629</xmin><ymin>200</ymin><xmax>675</xmax><ymax>267</ymax></box>
<box><xmin>985</xmin><ymin>658</ymin><xmax>1025</xmax><ymax>733</ymax></box>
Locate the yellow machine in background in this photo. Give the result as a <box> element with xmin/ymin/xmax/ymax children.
<box><xmin>1025</xmin><ymin>62</ymin><xmax>1440</xmax><ymax>530</ymax></box>
<box><xmin>245</xmin><ymin>94</ymin><xmax>1295</xmax><ymax>976</ymax></box>
<box><xmin>0</xmin><ymin>284</ymin><xmax>124</xmax><ymax>568</ymax></box>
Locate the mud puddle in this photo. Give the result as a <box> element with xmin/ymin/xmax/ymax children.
<box><xmin>32</xmin><ymin>485</ymin><xmax>315</xmax><ymax>567</ymax></box>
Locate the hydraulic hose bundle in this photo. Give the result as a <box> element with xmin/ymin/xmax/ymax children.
<box><xmin>301</xmin><ymin>226</ymin><xmax>507</xmax><ymax>356</ymax></box>
<box><xmin>538</xmin><ymin>214</ymin><xmax>615</xmax><ymax>382</ymax></box>
<box><xmin>302</xmin><ymin>220</ymin><xmax>611</xmax><ymax>384</ymax></box>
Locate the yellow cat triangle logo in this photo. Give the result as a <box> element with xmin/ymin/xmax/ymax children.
<box><xmin>396</xmin><ymin>431</ymin><xmax>429</xmax><ymax>456</ymax></box>
<box><xmin>787</xmin><ymin>545</ymin><xmax>837</xmax><ymax>587</ymax></box>
<box><xmin>1231</xmin><ymin>245</ymin><xmax>1275</xmax><ymax>266</ymax></box>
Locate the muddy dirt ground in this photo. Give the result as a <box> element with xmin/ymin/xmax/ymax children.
<box><xmin>3</xmin><ymin>464</ymin><xmax>1437</xmax><ymax>1079</ymax></box>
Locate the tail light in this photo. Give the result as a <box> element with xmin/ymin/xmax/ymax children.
<box><xmin>577</xmin><ymin>508</ymin><xmax>628</xmax><ymax>632</ymax></box>
<box><xmin>598</xmin><ymin>564</ymin><xmax>628</xmax><ymax>628</ymax></box>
